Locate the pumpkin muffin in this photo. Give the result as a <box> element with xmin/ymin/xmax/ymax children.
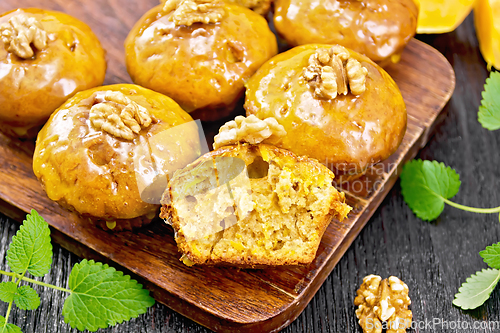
<box><xmin>125</xmin><ymin>0</ymin><xmax>277</xmax><ymax>122</ymax></box>
<box><xmin>33</xmin><ymin>84</ymin><xmax>201</xmax><ymax>231</ymax></box>
<box><xmin>0</xmin><ymin>8</ymin><xmax>106</xmax><ymax>137</ymax></box>
<box><xmin>160</xmin><ymin>115</ymin><xmax>351</xmax><ymax>267</ymax></box>
<box><xmin>159</xmin><ymin>0</ymin><xmax>272</xmax><ymax>16</ymax></box>
<box><xmin>244</xmin><ymin>44</ymin><xmax>407</xmax><ymax>182</ymax></box>
<box><xmin>273</xmin><ymin>0</ymin><xmax>418</xmax><ymax>65</ymax></box>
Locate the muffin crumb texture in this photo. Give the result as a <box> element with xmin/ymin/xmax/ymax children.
<box><xmin>162</xmin><ymin>0</ymin><xmax>225</xmax><ymax>26</ymax></box>
<box><xmin>0</xmin><ymin>13</ymin><xmax>47</xmax><ymax>58</ymax></box>
<box><xmin>161</xmin><ymin>144</ymin><xmax>351</xmax><ymax>267</ymax></box>
<box><xmin>213</xmin><ymin>115</ymin><xmax>286</xmax><ymax>149</ymax></box>
<box><xmin>89</xmin><ymin>91</ymin><xmax>153</xmax><ymax>140</ymax></box>
<box><xmin>303</xmin><ymin>45</ymin><xmax>368</xmax><ymax>99</ymax></box>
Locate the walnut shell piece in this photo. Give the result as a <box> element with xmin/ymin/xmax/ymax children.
<box><xmin>213</xmin><ymin>115</ymin><xmax>286</xmax><ymax>149</ymax></box>
<box><xmin>354</xmin><ymin>275</ymin><xmax>412</xmax><ymax>333</ymax></box>
<box><xmin>0</xmin><ymin>13</ymin><xmax>47</xmax><ymax>59</ymax></box>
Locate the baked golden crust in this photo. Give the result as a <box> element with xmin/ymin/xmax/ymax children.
<box><xmin>33</xmin><ymin>84</ymin><xmax>201</xmax><ymax>230</ymax></box>
<box><xmin>0</xmin><ymin>8</ymin><xmax>106</xmax><ymax>137</ymax></box>
<box><xmin>160</xmin><ymin>143</ymin><xmax>351</xmax><ymax>267</ymax></box>
<box><xmin>160</xmin><ymin>0</ymin><xmax>273</xmax><ymax>16</ymax></box>
<box><xmin>244</xmin><ymin>44</ymin><xmax>407</xmax><ymax>177</ymax></box>
<box><xmin>273</xmin><ymin>0</ymin><xmax>418</xmax><ymax>65</ymax></box>
<box><xmin>125</xmin><ymin>4</ymin><xmax>277</xmax><ymax>121</ymax></box>
<box><xmin>223</xmin><ymin>0</ymin><xmax>272</xmax><ymax>15</ymax></box>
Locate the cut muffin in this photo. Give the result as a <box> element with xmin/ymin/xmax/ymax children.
<box><xmin>160</xmin><ymin>116</ymin><xmax>351</xmax><ymax>267</ymax></box>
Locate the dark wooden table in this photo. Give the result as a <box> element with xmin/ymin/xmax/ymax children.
<box><xmin>1</xmin><ymin>10</ymin><xmax>499</xmax><ymax>333</ymax></box>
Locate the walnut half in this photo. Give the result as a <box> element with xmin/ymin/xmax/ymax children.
<box><xmin>213</xmin><ymin>115</ymin><xmax>286</xmax><ymax>149</ymax></box>
<box><xmin>354</xmin><ymin>275</ymin><xmax>412</xmax><ymax>333</ymax></box>
<box><xmin>162</xmin><ymin>0</ymin><xmax>225</xmax><ymax>26</ymax></box>
<box><xmin>0</xmin><ymin>14</ymin><xmax>48</xmax><ymax>59</ymax></box>
<box><xmin>89</xmin><ymin>91</ymin><xmax>154</xmax><ymax>140</ymax></box>
<box><xmin>303</xmin><ymin>45</ymin><xmax>368</xmax><ymax>100</ymax></box>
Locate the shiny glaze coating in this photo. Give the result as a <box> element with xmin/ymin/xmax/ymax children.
<box><xmin>33</xmin><ymin>84</ymin><xmax>201</xmax><ymax>226</ymax></box>
<box><xmin>244</xmin><ymin>44</ymin><xmax>406</xmax><ymax>176</ymax></box>
<box><xmin>273</xmin><ymin>0</ymin><xmax>418</xmax><ymax>65</ymax></box>
<box><xmin>0</xmin><ymin>8</ymin><xmax>106</xmax><ymax>137</ymax></box>
<box><xmin>125</xmin><ymin>4</ymin><xmax>277</xmax><ymax>121</ymax></box>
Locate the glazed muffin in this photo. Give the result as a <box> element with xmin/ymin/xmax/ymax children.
<box><xmin>245</xmin><ymin>44</ymin><xmax>407</xmax><ymax>181</ymax></box>
<box><xmin>125</xmin><ymin>0</ymin><xmax>277</xmax><ymax>122</ymax></box>
<box><xmin>33</xmin><ymin>84</ymin><xmax>201</xmax><ymax>231</ymax></box>
<box><xmin>159</xmin><ymin>0</ymin><xmax>272</xmax><ymax>16</ymax></box>
<box><xmin>273</xmin><ymin>0</ymin><xmax>418</xmax><ymax>65</ymax></box>
<box><xmin>0</xmin><ymin>8</ymin><xmax>106</xmax><ymax>137</ymax></box>
<box><xmin>222</xmin><ymin>0</ymin><xmax>272</xmax><ymax>15</ymax></box>
<box><xmin>160</xmin><ymin>116</ymin><xmax>351</xmax><ymax>267</ymax></box>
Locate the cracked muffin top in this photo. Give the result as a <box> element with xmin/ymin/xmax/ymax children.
<box><xmin>0</xmin><ymin>8</ymin><xmax>106</xmax><ymax>137</ymax></box>
<box><xmin>33</xmin><ymin>84</ymin><xmax>201</xmax><ymax>230</ymax></box>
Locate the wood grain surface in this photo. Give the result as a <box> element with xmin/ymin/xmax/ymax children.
<box><xmin>4</xmin><ymin>1</ymin><xmax>496</xmax><ymax>333</ymax></box>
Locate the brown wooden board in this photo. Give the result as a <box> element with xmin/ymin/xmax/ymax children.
<box><xmin>0</xmin><ymin>0</ymin><xmax>455</xmax><ymax>332</ymax></box>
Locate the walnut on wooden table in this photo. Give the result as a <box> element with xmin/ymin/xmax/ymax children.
<box><xmin>354</xmin><ymin>275</ymin><xmax>412</xmax><ymax>333</ymax></box>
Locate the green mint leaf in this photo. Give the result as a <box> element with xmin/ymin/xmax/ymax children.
<box><xmin>6</xmin><ymin>210</ymin><xmax>53</xmax><ymax>277</ymax></box>
<box><xmin>400</xmin><ymin>159</ymin><xmax>461</xmax><ymax>221</ymax></box>
<box><xmin>0</xmin><ymin>316</ymin><xmax>22</xmax><ymax>333</ymax></box>
<box><xmin>453</xmin><ymin>268</ymin><xmax>500</xmax><ymax>310</ymax></box>
<box><xmin>0</xmin><ymin>282</ymin><xmax>17</xmax><ymax>303</ymax></box>
<box><xmin>62</xmin><ymin>259</ymin><xmax>155</xmax><ymax>332</ymax></box>
<box><xmin>13</xmin><ymin>286</ymin><xmax>40</xmax><ymax>311</ymax></box>
<box><xmin>480</xmin><ymin>242</ymin><xmax>500</xmax><ymax>269</ymax></box>
<box><xmin>478</xmin><ymin>71</ymin><xmax>500</xmax><ymax>130</ymax></box>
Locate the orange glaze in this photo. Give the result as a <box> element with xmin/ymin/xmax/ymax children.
<box><xmin>244</xmin><ymin>44</ymin><xmax>407</xmax><ymax>176</ymax></box>
<box><xmin>0</xmin><ymin>8</ymin><xmax>106</xmax><ymax>137</ymax></box>
<box><xmin>33</xmin><ymin>84</ymin><xmax>201</xmax><ymax>221</ymax></box>
<box><xmin>125</xmin><ymin>4</ymin><xmax>277</xmax><ymax>122</ymax></box>
<box><xmin>273</xmin><ymin>0</ymin><xmax>418</xmax><ymax>65</ymax></box>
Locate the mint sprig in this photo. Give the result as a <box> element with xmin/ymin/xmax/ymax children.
<box><xmin>454</xmin><ymin>243</ymin><xmax>500</xmax><ymax>310</ymax></box>
<box><xmin>401</xmin><ymin>160</ymin><xmax>500</xmax><ymax>221</ymax></box>
<box><xmin>0</xmin><ymin>210</ymin><xmax>155</xmax><ymax>333</ymax></box>
<box><xmin>400</xmin><ymin>159</ymin><xmax>461</xmax><ymax>221</ymax></box>
<box><xmin>6</xmin><ymin>210</ymin><xmax>52</xmax><ymax>277</ymax></box>
<box><xmin>0</xmin><ymin>316</ymin><xmax>21</xmax><ymax>333</ymax></box>
<box><xmin>480</xmin><ymin>242</ymin><xmax>500</xmax><ymax>269</ymax></box>
<box><xmin>13</xmin><ymin>286</ymin><xmax>40</xmax><ymax>311</ymax></box>
<box><xmin>478</xmin><ymin>71</ymin><xmax>500</xmax><ymax>130</ymax></box>
<box><xmin>63</xmin><ymin>260</ymin><xmax>154</xmax><ymax>331</ymax></box>
<box><xmin>453</xmin><ymin>268</ymin><xmax>500</xmax><ymax>310</ymax></box>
